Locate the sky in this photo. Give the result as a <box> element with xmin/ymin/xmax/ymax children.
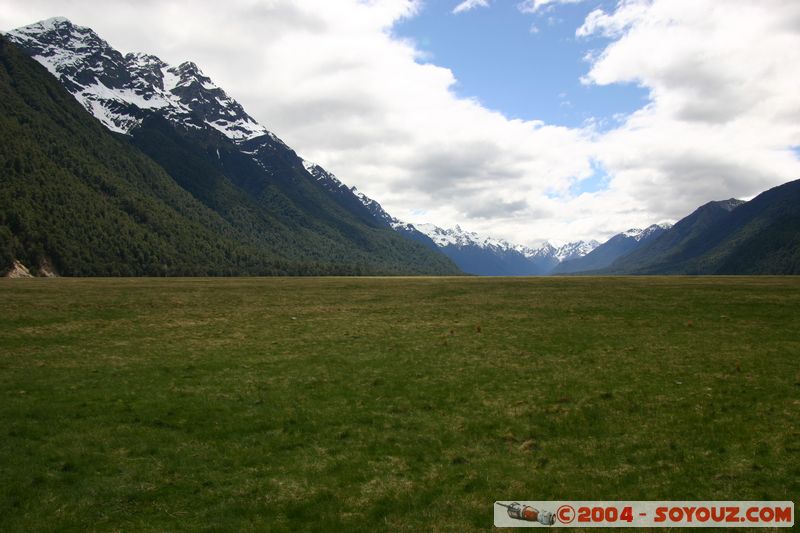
<box><xmin>2</xmin><ymin>0</ymin><xmax>799</xmax><ymax>245</ymax></box>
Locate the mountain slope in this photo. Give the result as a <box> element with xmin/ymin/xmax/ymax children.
<box><xmin>0</xmin><ymin>35</ymin><xmax>283</xmax><ymax>275</ymax></box>
<box><xmin>553</xmin><ymin>224</ymin><xmax>670</xmax><ymax>274</ymax></box>
<box><xmin>303</xmin><ymin>161</ymin><xmax>441</xmax><ymax>252</ymax></box>
<box><xmin>604</xmin><ymin>199</ymin><xmax>744</xmax><ymax>274</ymax></box>
<box><xmin>708</xmin><ymin>182</ymin><xmax>800</xmax><ymax>274</ymax></box>
<box><xmin>4</xmin><ymin>19</ymin><xmax>459</xmax><ymax>276</ymax></box>
<box><xmin>608</xmin><ymin>183</ymin><xmax>800</xmax><ymax>274</ymax></box>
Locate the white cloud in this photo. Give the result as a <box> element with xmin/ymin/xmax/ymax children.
<box><xmin>576</xmin><ymin>0</ymin><xmax>650</xmax><ymax>38</ymax></box>
<box><xmin>453</xmin><ymin>0</ymin><xmax>490</xmax><ymax>14</ymax></box>
<box><xmin>518</xmin><ymin>0</ymin><xmax>585</xmax><ymax>14</ymax></box>
<box><xmin>1</xmin><ymin>0</ymin><xmax>798</xmax><ymax>246</ymax></box>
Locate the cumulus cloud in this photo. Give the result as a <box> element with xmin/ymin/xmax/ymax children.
<box><xmin>1</xmin><ymin>0</ymin><xmax>798</xmax><ymax>245</ymax></box>
<box><xmin>576</xmin><ymin>0</ymin><xmax>648</xmax><ymax>38</ymax></box>
<box><xmin>453</xmin><ymin>0</ymin><xmax>490</xmax><ymax>14</ymax></box>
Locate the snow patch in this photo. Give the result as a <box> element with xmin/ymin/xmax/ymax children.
<box><xmin>84</xmin><ymin>98</ymin><xmax>131</xmax><ymax>134</ymax></box>
<box><xmin>301</xmin><ymin>159</ymin><xmax>317</xmax><ymax>174</ymax></box>
<box><xmin>620</xmin><ymin>223</ymin><xmax>671</xmax><ymax>242</ymax></box>
<box><xmin>81</xmin><ymin>82</ymin><xmax>171</xmax><ymax>110</ymax></box>
<box><xmin>161</xmin><ymin>68</ymin><xmax>181</xmax><ymax>92</ymax></box>
<box><xmin>36</xmin><ymin>17</ymin><xmax>70</xmax><ymax>31</ymax></box>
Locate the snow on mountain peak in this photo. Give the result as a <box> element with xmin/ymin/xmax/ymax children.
<box><xmin>173</xmin><ymin>61</ymin><xmax>203</xmax><ymax>78</ymax></box>
<box><xmin>638</xmin><ymin>223</ymin><xmax>671</xmax><ymax>240</ymax></box>
<box><xmin>619</xmin><ymin>223</ymin><xmax>672</xmax><ymax>242</ymax></box>
<box><xmin>352</xmin><ymin>186</ymin><xmax>405</xmax><ymax>228</ymax></box>
<box><xmin>554</xmin><ymin>240</ymin><xmax>600</xmax><ymax>261</ymax></box>
<box><xmin>25</xmin><ymin>16</ymin><xmax>72</xmax><ymax>32</ymax></box>
<box><xmin>301</xmin><ymin>159</ymin><xmax>318</xmax><ymax>175</ymax></box>
<box><xmin>414</xmin><ymin>223</ymin><xmax>599</xmax><ymax>263</ymax></box>
<box><xmin>300</xmin><ymin>159</ymin><xmax>405</xmax><ymax>230</ymax></box>
<box><xmin>717</xmin><ymin>198</ymin><xmax>745</xmax><ymax>212</ymax></box>
<box><xmin>8</xmin><ymin>18</ymin><xmax>271</xmax><ymax>142</ymax></box>
<box><xmin>14</xmin><ymin>16</ymin><xmax>74</xmax><ymax>34</ymax></box>
<box><xmin>523</xmin><ymin>242</ymin><xmax>556</xmax><ymax>259</ymax></box>
<box><xmin>302</xmin><ymin>159</ymin><xmax>347</xmax><ymax>190</ymax></box>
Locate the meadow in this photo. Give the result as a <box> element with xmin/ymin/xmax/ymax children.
<box><xmin>1</xmin><ymin>277</ymin><xmax>798</xmax><ymax>531</ymax></box>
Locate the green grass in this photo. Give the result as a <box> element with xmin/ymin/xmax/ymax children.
<box><xmin>1</xmin><ymin>277</ymin><xmax>798</xmax><ymax>531</ymax></box>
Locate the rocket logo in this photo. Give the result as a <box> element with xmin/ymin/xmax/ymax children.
<box><xmin>496</xmin><ymin>502</ymin><xmax>556</xmax><ymax>525</ymax></box>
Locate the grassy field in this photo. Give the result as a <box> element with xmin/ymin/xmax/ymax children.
<box><xmin>1</xmin><ymin>277</ymin><xmax>798</xmax><ymax>531</ymax></box>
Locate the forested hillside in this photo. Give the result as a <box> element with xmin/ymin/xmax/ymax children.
<box><xmin>0</xmin><ymin>36</ymin><xmax>459</xmax><ymax>276</ymax></box>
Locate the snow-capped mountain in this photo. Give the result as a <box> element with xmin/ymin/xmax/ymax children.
<box><xmin>350</xmin><ymin>187</ymin><xmax>413</xmax><ymax>232</ymax></box>
<box><xmin>417</xmin><ymin>224</ymin><xmax>514</xmax><ymax>250</ymax></box>
<box><xmin>416</xmin><ymin>224</ymin><xmax>598</xmax><ymax>261</ymax></box>
<box><xmin>415</xmin><ymin>224</ymin><xmax>599</xmax><ymax>276</ymax></box>
<box><xmin>8</xmin><ymin>17</ymin><xmax>272</xmax><ymax>140</ymax></box>
<box><xmin>621</xmin><ymin>224</ymin><xmax>672</xmax><ymax>242</ymax></box>
<box><xmin>553</xmin><ymin>240</ymin><xmax>600</xmax><ymax>262</ymax></box>
<box><xmin>4</xmin><ymin>17</ymin><xmax>461</xmax><ymax>275</ymax></box>
<box><xmin>553</xmin><ymin>223</ymin><xmax>672</xmax><ymax>274</ymax></box>
<box><xmin>7</xmin><ymin>18</ymin><xmax>446</xmax><ymax>250</ymax></box>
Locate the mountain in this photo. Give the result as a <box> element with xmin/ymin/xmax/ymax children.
<box><xmin>606</xmin><ymin>184</ymin><xmax>800</xmax><ymax>274</ymax></box>
<box><xmin>8</xmin><ymin>17</ymin><xmax>274</xmax><ymax>139</ymax></box>
<box><xmin>302</xmin><ymin>161</ymin><xmax>442</xmax><ymax>252</ymax></box>
<box><xmin>553</xmin><ymin>224</ymin><xmax>671</xmax><ymax>274</ymax></box>
<box><xmin>3</xmin><ymin>18</ymin><xmax>460</xmax><ymax>276</ymax></box>
<box><xmin>0</xmin><ymin>33</ymin><xmax>280</xmax><ymax>276</ymax></box>
<box><xmin>415</xmin><ymin>224</ymin><xmax>598</xmax><ymax>276</ymax></box>
<box><xmin>552</xmin><ymin>240</ymin><xmax>601</xmax><ymax>262</ymax></box>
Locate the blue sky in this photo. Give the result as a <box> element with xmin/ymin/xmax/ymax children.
<box><xmin>394</xmin><ymin>1</ymin><xmax>649</xmax><ymax>129</ymax></box>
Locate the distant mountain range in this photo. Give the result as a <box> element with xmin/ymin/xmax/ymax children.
<box><xmin>415</xmin><ymin>224</ymin><xmax>599</xmax><ymax>276</ymax></box>
<box><xmin>1</xmin><ymin>17</ymin><xmax>798</xmax><ymax>277</ymax></box>
<box><xmin>553</xmin><ymin>224</ymin><xmax>671</xmax><ymax>274</ymax></box>
<box><xmin>412</xmin><ymin>178</ymin><xmax>800</xmax><ymax>276</ymax></box>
